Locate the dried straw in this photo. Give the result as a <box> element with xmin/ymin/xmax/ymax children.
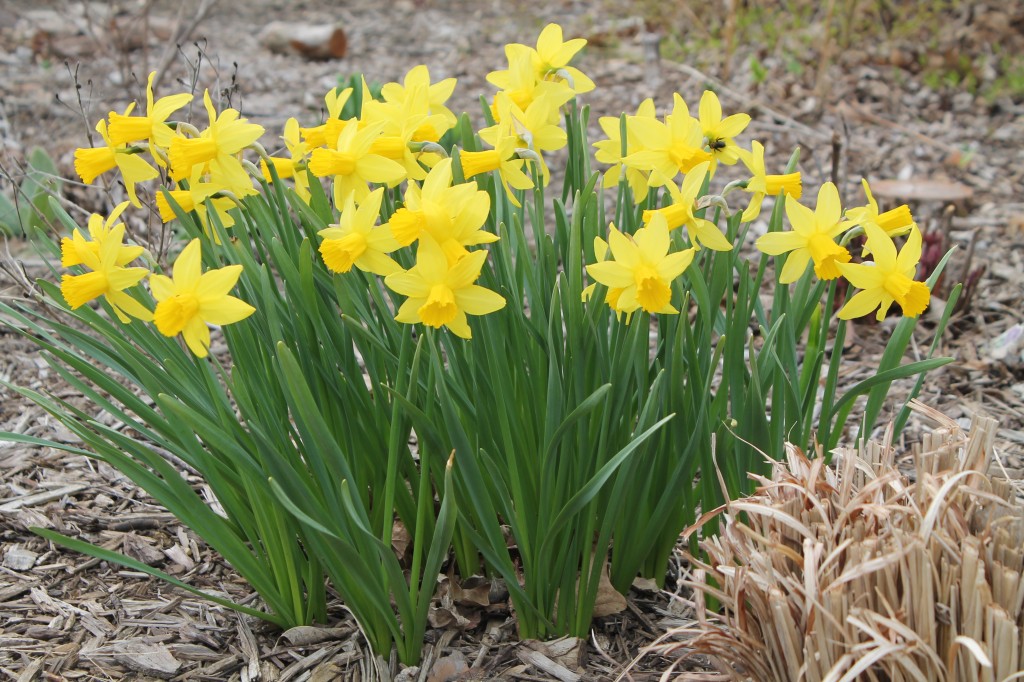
<box><xmin>642</xmin><ymin>401</ymin><xmax>1023</xmax><ymax>681</ymax></box>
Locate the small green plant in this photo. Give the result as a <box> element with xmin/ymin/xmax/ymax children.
<box><xmin>0</xmin><ymin>147</ymin><xmax>64</xmax><ymax>237</ymax></box>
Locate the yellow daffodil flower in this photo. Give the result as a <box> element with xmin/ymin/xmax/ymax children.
<box><xmin>150</xmin><ymin>239</ymin><xmax>255</xmax><ymax>358</ymax></box>
<box><xmin>107</xmin><ymin>71</ymin><xmax>193</xmax><ymax>150</ymax></box>
<box><xmin>458</xmin><ymin>135</ymin><xmax>534</xmax><ymax>207</ymax></box>
<box><xmin>642</xmin><ymin>162</ymin><xmax>732</xmax><ymax>251</ymax></box>
<box><xmin>503</xmin><ymin>23</ymin><xmax>594</xmax><ymax>94</ymax></box>
<box><xmin>480</xmin><ymin>91</ymin><xmax>569</xmax><ymax>185</ymax></box>
<box><xmin>155</xmin><ymin>168</ymin><xmax>241</xmax><ymax>239</ymax></box>
<box><xmin>845</xmin><ymin>179</ymin><xmax>916</xmax><ymax>238</ymax></box>
<box><xmin>308</xmin><ymin>118</ymin><xmax>407</xmax><ymax>207</ymax></box>
<box><xmin>167</xmin><ymin>90</ymin><xmax>264</xmax><ymax>187</ymax></box>
<box><xmin>737</xmin><ymin>140</ymin><xmax>802</xmax><ymax>223</ymax></box>
<box><xmin>837</xmin><ymin>224</ymin><xmax>930</xmax><ymax>321</ymax></box>
<box><xmin>756</xmin><ymin>182</ymin><xmax>853</xmax><ymax>283</ymax></box>
<box><xmin>623</xmin><ymin>93</ymin><xmax>712</xmax><ymax>190</ymax></box>
<box><xmin>60</xmin><ymin>204</ymin><xmax>152</xmax><ymax>323</ymax></box>
<box><xmin>74</xmin><ymin>116</ymin><xmax>159</xmax><ymax>207</ymax></box>
<box><xmin>318</xmin><ymin>188</ymin><xmax>402</xmax><ymax>276</ymax></box>
<box><xmin>300</xmin><ymin>87</ymin><xmax>354</xmax><ymax>149</ymax></box>
<box><xmin>261</xmin><ymin>118</ymin><xmax>312</xmax><ymax>203</ymax></box>
<box><xmin>487</xmin><ymin>49</ymin><xmax>576</xmax><ymax>116</ymax></box>
<box><xmin>594</xmin><ymin>98</ymin><xmax>656</xmax><ymax>202</ymax></box>
<box><xmin>385</xmin><ymin>236</ymin><xmax>505</xmax><ymax>339</ymax></box>
<box><xmin>381</xmin><ymin>65</ymin><xmax>458</xmax><ymax>134</ymax></box>
<box><xmin>388</xmin><ymin>159</ymin><xmax>495</xmax><ymax>264</ymax></box>
<box><xmin>586</xmin><ymin>213</ymin><xmax>696</xmax><ymax>315</ymax></box>
<box><xmin>697</xmin><ymin>90</ymin><xmax>750</xmax><ymax>168</ymax></box>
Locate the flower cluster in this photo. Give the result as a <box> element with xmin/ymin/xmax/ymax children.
<box><xmin>65</xmin><ymin>22</ymin><xmax>931</xmax><ymax>358</ymax></box>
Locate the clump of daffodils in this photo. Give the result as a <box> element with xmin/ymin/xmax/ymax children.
<box><xmin>66</xmin><ymin>21</ymin><xmax>930</xmax><ymax>352</ymax></box>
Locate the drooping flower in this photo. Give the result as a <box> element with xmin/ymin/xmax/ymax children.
<box><xmin>641</xmin><ymin>162</ymin><xmax>732</xmax><ymax>251</ymax></box>
<box><xmin>150</xmin><ymin>239</ymin><xmax>255</xmax><ymax>358</ymax></box>
<box><xmin>74</xmin><ymin>116</ymin><xmax>159</xmax><ymax>207</ymax></box>
<box><xmin>60</xmin><ymin>204</ymin><xmax>152</xmax><ymax>323</ymax></box>
<box><xmin>837</xmin><ymin>224</ymin><xmax>930</xmax><ymax>321</ymax></box>
<box><xmin>155</xmin><ymin>169</ymin><xmax>241</xmax><ymax>238</ymax></box>
<box><xmin>107</xmin><ymin>71</ymin><xmax>193</xmax><ymax>150</ymax></box>
<box><xmin>308</xmin><ymin>118</ymin><xmax>407</xmax><ymax>207</ymax></box>
<box><xmin>384</xmin><ymin>236</ymin><xmax>505</xmax><ymax>339</ymax></box>
<box><xmin>318</xmin><ymin>188</ymin><xmax>402</xmax><ymax>276</ymax></box>
<box><xmin>586</xmin><ymin>213</ymin><xmax>696</xmax><ymax>315</ymax></box>
<box><xmin>755</xmin><ymin>182</ymin><xmax>853</xmax><ymax>283</ymax></box>
<box><xmin>737</xmin><ymin>140</ymin><xmax>802</xmax><ymax>223</ymax></box>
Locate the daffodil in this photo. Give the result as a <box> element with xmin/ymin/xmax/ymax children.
<box><xmin>697</xmin><ymin>90</ymin><xmax>750</xmax><ymax>168</ymax></box>
<box><xmin>837</xmin><ymin>224</ymin><xmax>930</xmax><ymax>321</ymax></box>
<box><xmin>74</xmin><ymin>116</ymin><xmax>159</xmax><ymax>207</ymax></box>
<box><xmin>150</xmin><ymin>239</ymin><xmax>255</xmax><ymax>358</ymax></box>
<box><xmin>845</xmin><ymin>179</ymin><xmax>916</xmax><ymax>238</ymax></box>
<box><xmin>756</xmin><ymin>182</ymin><xmax>853</xmax><ymax>283</ymax></box>
<box><xmin>300</xmin><ymin>87</ymin><xmax>353</xmax><ymax>149</ymax></box>
<box><xmin>167</xmin><ymin>90</ymin><xmax>264</xmax><ymax>187</ymax></box>
<box><xmin>261</xmin><ymin>118</ymin><xmax>312</xmax><ymax>202</ymax></box>
<box><xmin>381</xmin><ymin>65</ymin><xmax>458</xmax><ymax>135</ymax></box>
<box><xmin>107</xmin><ymin>71</ymin><xmax>193</xmax><ymax>150</ymax></box>
<box><xmin>586</xmin><ymin>213</ymin><xmax>696</xmax><ymax>315</ymax></box>
<box><xmin>480</xmin><ymin>91</ymin><xmax>569</xmax><ymax>185</ymax></box>
<box><xmin>641</xmin><ymin>162</ymin><xmax>732</xmax><ymax>251</ymax></box>
<box><xmin>623</xmin><ymin>93</ymin><xmax>712</xmax><ymax>190</ymax></box>
<box><xmin>155</xmin><ymin>169</ymin><xmax>240</xmax><ymax>238</ymax></box>
<box><xmin>487</xmin><ymin>49</ymin><xmax>576</xmax><ymax>116</ymax></box>
<box><xmin>308</xmin><ymin>118</ymin><xmax>407</xmax><ymax>207</ymax></box>
<box><xmin>387</xmin><ymin>159</ymin><xmax>495</xmax><ymax>264</ymax></box>
<box><xmin>458</xmin><ymin>135</ymin><xmax>534</xmax><ymax>206</ymax></box>
<box><xmin>384</xmin><ymin>236</ymin><xmax>505</xmax><ymax>339</ymax></box>
<box><xmin>594</xmin><ymin>98</ymin><xmax>656</xmax><ymax>202</ymax></box>
<box><xmin>60</xmin><ymin>204</ymin><xmax>152</xmax><ymax>323</ymax></box>
<box><xmin>737</xmin><ymin>140</ymin><xmax>802</xmax><ymax>223</ymax></box>
<box><xmin>318</xmin><ymin>188</ymin><xmax>402</xmax><ymax>276</ymax></box>
<box><xmin>505</xmin><ymin>23</ymin><xmax>595</xmax><ymax>94</ymax></box>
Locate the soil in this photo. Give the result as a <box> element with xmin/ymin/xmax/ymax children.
<box><xmin>2</xmin><ymin>1</ymin><xmax>1023</xmax><ymax>679</ymax></box>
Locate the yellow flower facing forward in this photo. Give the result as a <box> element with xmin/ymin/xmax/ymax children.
<box><xmin>697</xmin><ymin>90</ymin><xmax>750</xmax><ymax>168</ymax></box>
<box><xmin>594</xmin><ymin>98</ymin><xmax>656</xmax><ymax>202</ymax></box>
<box><xmin>107</xmin><ymin>71</ymin><xmax>193</xmax><ymax>150</ymax></box>
<box><xmin>623</xmin><ymin>93</ymin><xmax>712</xmax><ymax>191</ymax></box>
<box><xmin>74</xmin><ymin>117</ymin><xmax>159</xmax><ymax>207</ymax></box>
<box><xmin>737</xmin><ymin>140</ymin><xmax>802</xmax><ymax>223</ymax></box>
<box><xmin>60</xmin><ymin>205</ymin><xmax>152</xmax><ymax>323</ymax></box>
<box><xmin>318</xmin><ymin>188</ymin><xmax>402</xmax><ymax>276</ymax></box>
<box><xmin>586</xmin><ymin>213</ymin><xmax>697</xmax><ymax>315</ymax></box>
<box><xmin>308</xmin><ymin>118</ymin><xmax>407</xmax><ymax>207</ymax></box>
<box><xmin>167</xmin><ymin>90</ymin><xmax>264</xmax><ymax>186</ymax></box>
<box><xmin>387</xmin><ymin>159</ymin><xmax>495</xmax><ymax>264</ymax></box>
<box><xmin>150</xmin><ymin>239</ymin><xmax>255</xmax><ymax>358</ymax></box>
<box><xmin>384</xmin><ymin>236</ymin><xmax>505</xmax><ymax>339</ymax></box>
<box><xmin>756</xmin><ymin>182</ymin><xmax>853</xmax><ymax>283</ymax></box>
<box><xmin>837</xmin><ymin>224</ymin><xmax>930</xmax><ymax>321</ymax></box>
<box><xmin>641</xmin><ymin>162</ymin><xmax>732</xmax><ymax>251</ymax></box>
<box><xmin>261</xmin><ymin>118</ymin><xmax>312</xmax><ymax>202</ymax></box>
<box><xmin>845</xmin><ymin>179</ymin><xmax>916</xmax><ymax>238</ymax></box>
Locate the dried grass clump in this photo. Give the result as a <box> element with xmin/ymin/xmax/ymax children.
<box><xmin>655</xmin><ymin>402</ymin><xmax>1024</xmax><ymax>682</ymax></box>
